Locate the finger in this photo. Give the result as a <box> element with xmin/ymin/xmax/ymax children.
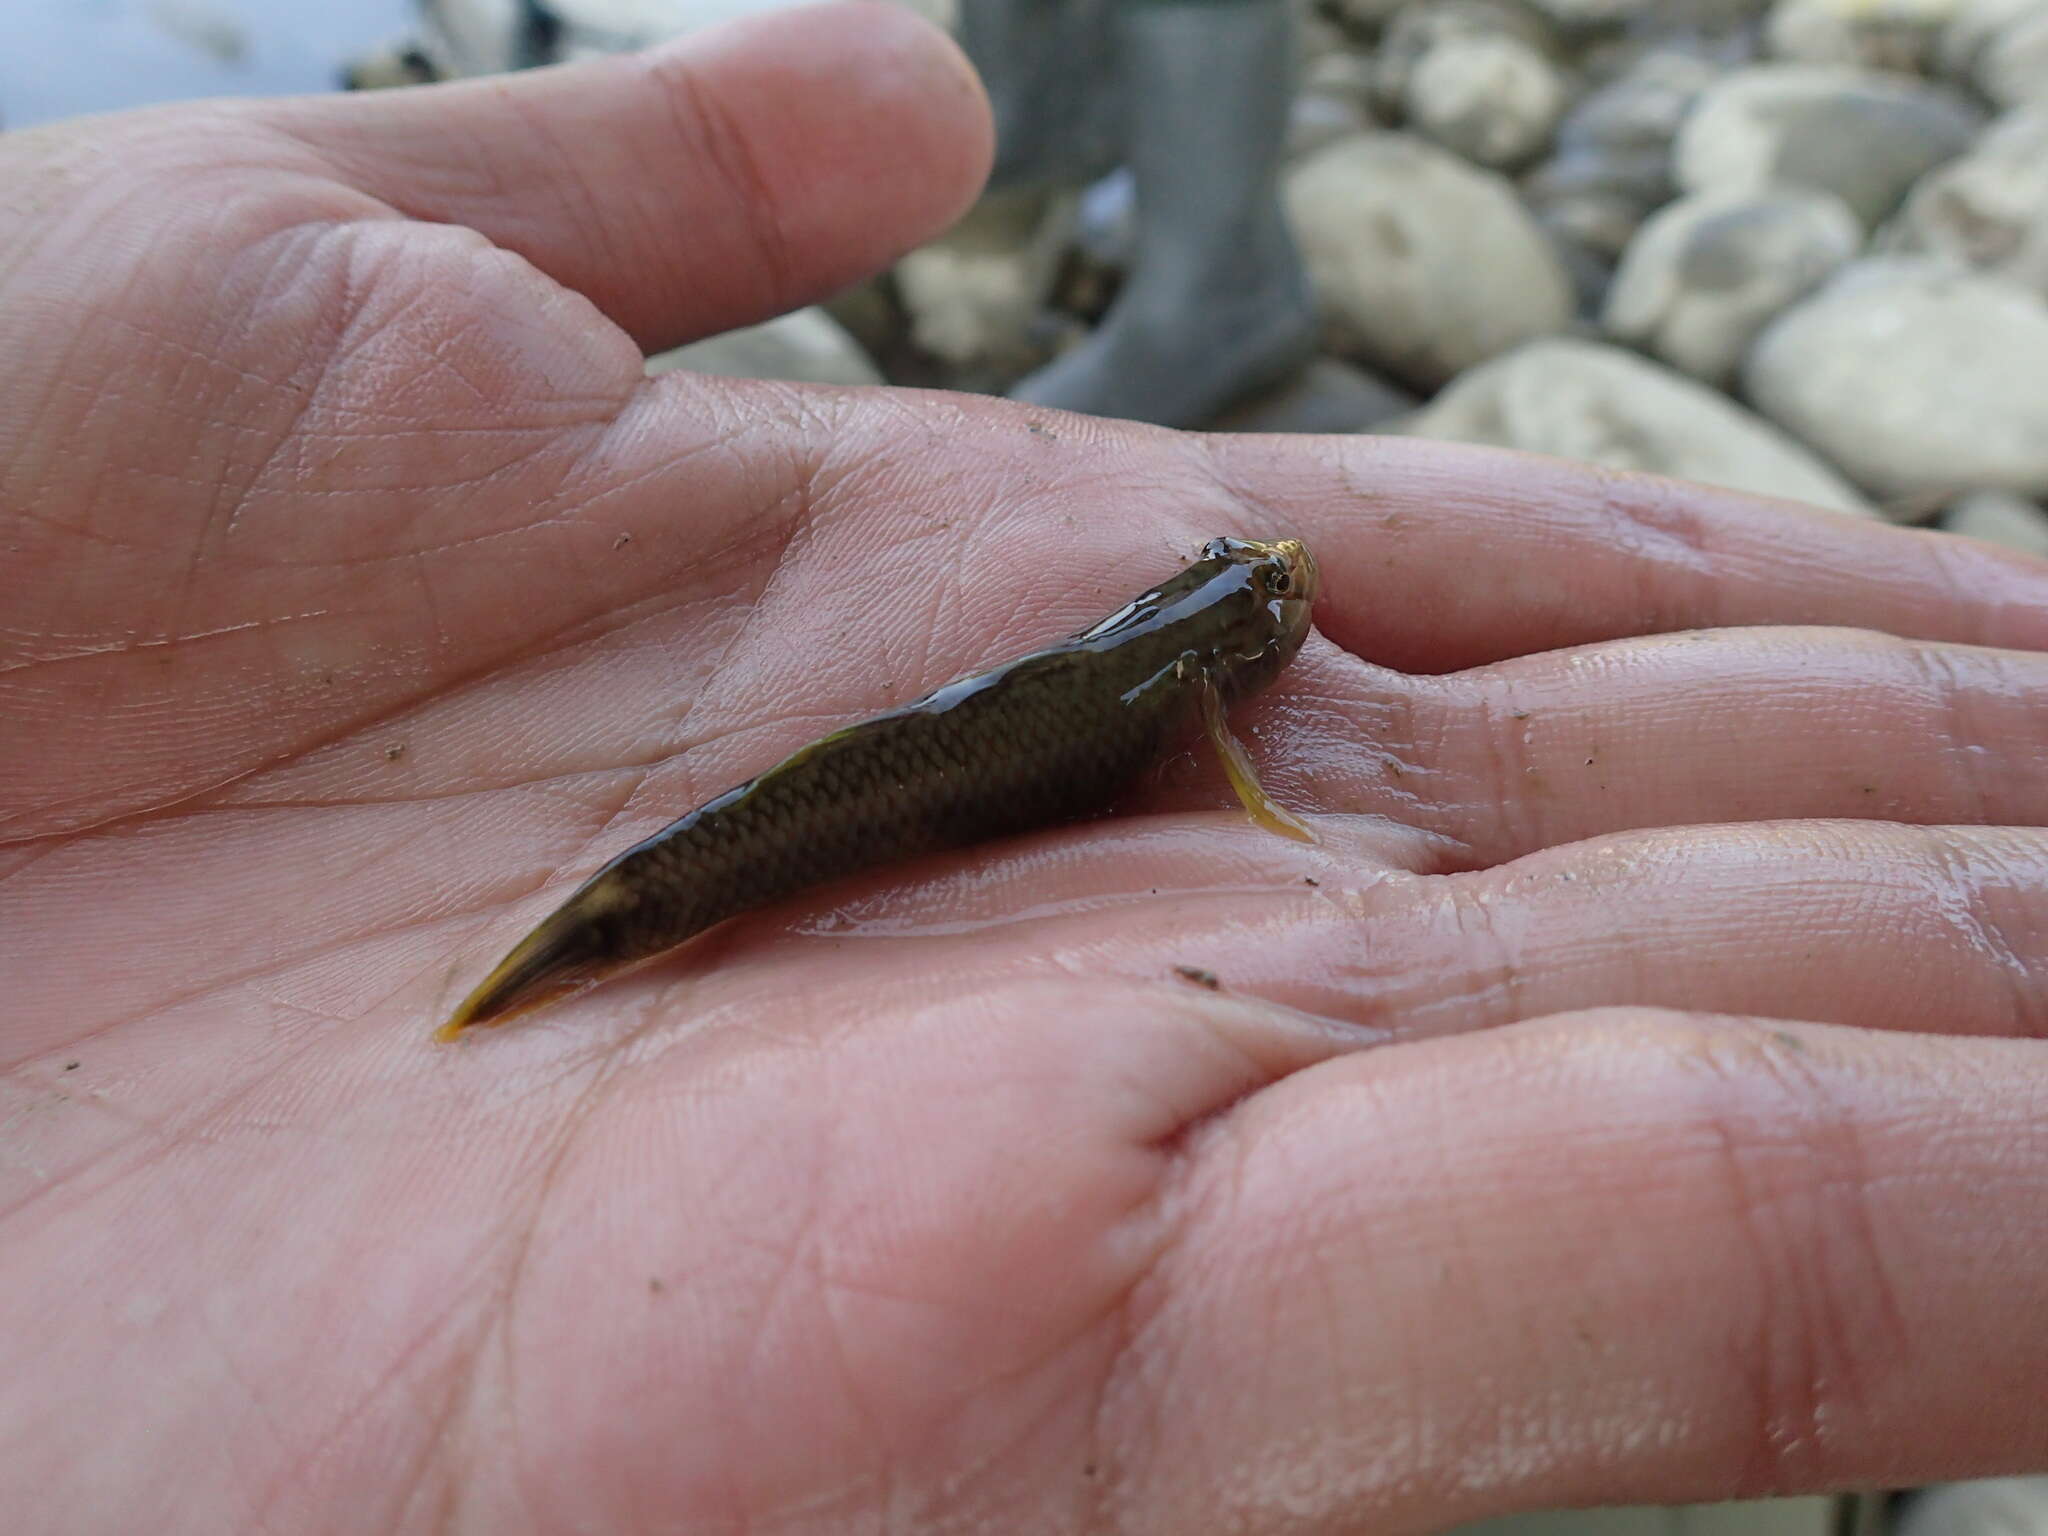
<box><xmin>467</xmin><ymin>813</ymin><xmax>2048</xmax><ymax>1056</ymax></box>
<box><xmin>257</xmin><ymin>1</ymin><xmax>993</xmax><ymax>350</ymax></box>
<box><xmin>1254</xmin><ymin>820</ymin><xmax>2048</xmax><ymax>1041</ymax></box>
<box><xmin>1109</xmin><ymin>1009</ymin><xmax>2048</xmax><ymax>1533</ymax></box>
<box><xmin>411</xmin><ymin>408</ymin><xmax>2048</xmax><ymax>822</ymax></box>
<box><xmin>714</xmin><ymin>819</ymin><xmax>2048</xmax><ymax>1045</ymax></box>
<box><xmin>1196</xmin><ymin>433</ymin><xmax>2048</xmax><ymax>672</ymax></box>
<box><xmin>2</xmin><ymin>3</ymin><xmax>986</xmax><ymax>836</ymax></box>
<box><xmin>1256</xmin><ymin>626</ymin><xmax>2048</xmax><ymax>863</ymax></box>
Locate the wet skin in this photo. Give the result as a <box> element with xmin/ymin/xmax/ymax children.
<box><xmin>6</xmin><ymin>7</ymin><xmax>2048</xmax><ymax>1535</ymax></box>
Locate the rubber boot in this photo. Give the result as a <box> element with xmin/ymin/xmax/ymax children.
<box><xmin>959</xmin><ymin>0</ymin><xmax>1122</xmax><ymax>188</ymax></box>
<box><xmin>1008</xmin><ymin>0</ymin><xmax>1318</xmax><ymax>427</ymax></box>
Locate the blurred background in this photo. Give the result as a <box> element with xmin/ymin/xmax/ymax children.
<box><xmin>0</xmin><ymin>0</ymin><xmax>412</xmax><ymax>124</ymax></box>
<box><xmin>5</xmin><ymin>1</ymin><xmax>2045</xmax><ymax>1531</ymax></box>
<box><xmin>6</xmin><ymin>0</ymin><xmax>2047</xmax><ymax>548</ymax></box>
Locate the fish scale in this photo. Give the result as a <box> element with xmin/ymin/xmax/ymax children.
<box><xmin>438</xmin><ymin>537</ymin><xmax>1319</xmax><ymax>1039</ymax></box>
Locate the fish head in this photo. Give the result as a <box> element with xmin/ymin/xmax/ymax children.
<box><xmin>1196</xmin><ymin>535</ymin><xmax>1320</xmax><ymax>668</ymax></box>
<box><xmin>1255</xmin><ymin>536</ymin><xmax>1319</xmax><ymax>642</ymax></box>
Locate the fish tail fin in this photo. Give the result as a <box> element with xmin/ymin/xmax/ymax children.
<box><xmin>436</xmin><ymin>887</ymin><xmax>618</xmax><ymax>1042</ymax></box>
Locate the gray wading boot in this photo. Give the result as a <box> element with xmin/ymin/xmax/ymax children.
<box><xmin>1000</xmin><ymin>0</ymin><xmax>1319</xmax><ymax>427</ymax></box>
<box><xmin>958</xmin><ymin>0</ymin><xmax>1122</xmax><ymax>188</ymax></box>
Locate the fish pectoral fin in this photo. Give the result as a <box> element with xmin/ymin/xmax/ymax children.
<box><xmin>1197</xmin><ymin>674</ymin><xmax>1317</xmax><ymax>845</ymax></box>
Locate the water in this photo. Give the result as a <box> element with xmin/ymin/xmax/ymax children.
<box><xmin>0</xmin><ymin>0</ymin><xmax>417</xmax><ymax>129</ymax></box>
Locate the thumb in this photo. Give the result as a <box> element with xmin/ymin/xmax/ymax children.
<box><xmin>262</xmin><ymin>0</ymin><xmax>993</xmax><ymax>351</ymax></box>
<box><xmin>0</xmin><ymin>1</ymin><xmax>990</xmax><ymax>837</ymax></box>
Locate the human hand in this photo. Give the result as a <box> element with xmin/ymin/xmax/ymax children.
<box><xmin>3</xmin><ymin>5</ymin><xmax>2044</xmax><ymax>1531</ymax></box>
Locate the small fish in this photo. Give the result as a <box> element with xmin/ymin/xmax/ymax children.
<box><xmin>439</xmin><ymin>536</ymin><xmax>1319</xmax><ymax>1040</ymax></box>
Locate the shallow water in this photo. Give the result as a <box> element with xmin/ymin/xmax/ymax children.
<box><xmin>0</xmin><ymin>0</ymin><xmax>414</xmax><ymax>128</ymax></box>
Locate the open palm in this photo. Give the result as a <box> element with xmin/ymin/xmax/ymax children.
<box><xmin>5</xmin><ymin>7</ymin><xmax>2045</xmax><ymax>1532</ymax></box>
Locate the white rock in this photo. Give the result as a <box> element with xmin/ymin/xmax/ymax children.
<box><xmin>1370</xmin><ymin>0</ymin><xmax>1558</xmax><ymax>121</ymax></box>
<box><xmin>1890</xmin><ymin>106</ymin><xmax>2048</xmax><ymax>299</ymax></box>
<box><xmin>1674</xmin><ymin>64</ymin><xmax>1984</xmax><ymax>226</ymax></box>
<box><xmin>1399</xmin><ymin>337</ymin><xmax>1876</xmax><ymax>515</ymax></box>
<box><xmin>1745</xmin><ymin>257</ymin><xmax>2048</xmax><ymax>497</ymax></box>
<box><xmin>1974</xmin><ymin>2</ymin><xmax>2048</xmax><ymax>104</ymax></box>
<box><xmin>1603</xmin><ymin>186</ymin><xmax>1861</xmax><ymax>385</ymax></box>
<box><xmin>1765</xmin><ymin>0</ymin><xmax>1961</xmax><ymax>72</ymax></box>
<box><xmin>644</xmin><ymin>308</ymin><xmax>883</xmax><ymax>386</ymax></box>
<box><xmin>1285</xmin><ymin>133</ymin><xmax>1574</xmax><ymax>388</ymax></box>
<box><xmin>892</xmin><ymin>187</ymin><xmax>1077</xmax><ymax>370</ymax></box>
<box><xmin>1935</xmin><ymin>0</ymin><xmax>2041</xmax><ymax>79</ymax></box>
<box><xmin>1944</xmin><ymin>490</ymin><xmax>2048</xmax><ymax>556</ymax></box>
<box><xmin>1407</xmin><ymin>33</ymin><xmax>1569</xmax><ymax>167</ymax></box>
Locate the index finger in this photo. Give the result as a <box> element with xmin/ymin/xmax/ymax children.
<box><xmin>1197</xmin><ymin>432</ymin><xmax>2048</xmax><ymax>673</ymax></box>
<box><xmin>1110</xmin><ymin>1008</ymin><xmax>2048</xmax><ymax>1530</ymax></box>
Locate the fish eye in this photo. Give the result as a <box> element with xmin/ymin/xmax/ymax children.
<box><xmin>1268</xmin><ymin>568</ymin><xmax>1292</xmax><ymax>596</ymax></box>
